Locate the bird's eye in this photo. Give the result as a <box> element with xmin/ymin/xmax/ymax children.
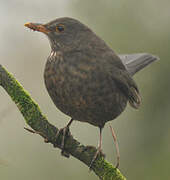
<box><xmin>56</xmin><ymin>24</ymin><xmax>65</xmax><ymax>32</ymax></box>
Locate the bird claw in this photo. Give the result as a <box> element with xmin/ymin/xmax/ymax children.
<box><xmin>55</xmin><ymin>127</ymin><xmax>70</xmax><ymax>158</ymax></box>
<box><xmin>89</xmin><ymin>148</ymin><xmax>103</xmax><ymax>170</ymax></box>
<box><xmin>56</xmin><ymin>127</ymin><xmax>69</xmax><ymax>147</ymax></box>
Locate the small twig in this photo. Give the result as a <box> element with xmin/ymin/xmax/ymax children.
<box><xmin>24</xmin><ymin>127</ymin><xmax>36</xmax><ymax>134</ymax></box>
<box><xmin>24</xmin><ymin>127</ymin><xmax>49</xmax><ymax>143</ymax></box>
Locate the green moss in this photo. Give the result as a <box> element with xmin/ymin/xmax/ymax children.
<box><xmin>0</xmin><ymin>64</ymin><xmax>126</xmax><ymax>180</ymax></box>
<box><xmin>93</xmin><ymin>157</ymin><xmax>126</xmax><ymax>180</ymax></box>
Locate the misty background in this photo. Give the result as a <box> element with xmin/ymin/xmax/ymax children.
<box><xmin>0</xmin><ymin>0</ymin><xmax>169</xmax><ymax>179</ymax></box>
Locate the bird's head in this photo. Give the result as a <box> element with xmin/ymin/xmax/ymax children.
<box><xmin>25</xmin><ymin>17</ymin><xmax>91</xmax><ymax>51</ymax></box>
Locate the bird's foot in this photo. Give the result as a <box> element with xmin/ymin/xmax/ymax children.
<box><xmin>89</xmin><ymin>147</ymin><xmax>104</xmax><ymax>170</ymax></box>
<box><xmin>55</xmin><ymin>126</ymin><xmax>71</xmax><ymax>158</ymax></box>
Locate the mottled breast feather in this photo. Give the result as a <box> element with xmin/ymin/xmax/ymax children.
<box><xmin>44</xmin><ymin>50</ymin><xmax>130</xmax><ymax>128</ymax></box>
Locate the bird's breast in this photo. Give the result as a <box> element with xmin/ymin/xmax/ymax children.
<box><xmin>44</xmin><ymin>54</ymin><xmax>127</xmax><ymax>127</ymax></box>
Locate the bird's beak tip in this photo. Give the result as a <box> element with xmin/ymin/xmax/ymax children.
<box><xmin>24</xmin><ymin>22</ymin><xmax>31</xmax><ymax>27</ymax></box>
<box><xmin>24</xmin><ymin>22</ymin><xmax>50</xmax><ymax>34</ymax></box>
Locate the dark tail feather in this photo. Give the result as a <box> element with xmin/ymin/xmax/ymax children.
<box><xmin>118</xmin><ymin>53</ymin><xmax>159</xmax><ymax>76</ymax></box>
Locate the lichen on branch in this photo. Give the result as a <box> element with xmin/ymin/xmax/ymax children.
<box><xmin>0</xmin><ymin>64</ymin><xmax>126</xmax><ymax>180</ymax></box>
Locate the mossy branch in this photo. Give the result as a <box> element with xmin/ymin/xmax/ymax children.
<box><xmin>0</xmin><ymin>64</ymin><xmax>126</xmax><ymax>180</ymax></box>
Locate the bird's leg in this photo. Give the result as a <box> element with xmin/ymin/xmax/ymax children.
<box><xmin>89</xmin><ymin>127</ymin><xmax>103</xmax><ymax>169</ymax></box>
<box><xmin>109</xmin><ymin>125</ymin><xmax>120</xmax><ymax>168</ymax></box>
<box><xmin>56</xmin><ymin>118</ymin><xmax>74</xmax><ymax>151</ymax></box>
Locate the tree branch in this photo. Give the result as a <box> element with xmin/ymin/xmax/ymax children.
<box><xmin>0</xmin><ymin>64</ymin><xmax>126</xmax><ymax>180</ymax></box>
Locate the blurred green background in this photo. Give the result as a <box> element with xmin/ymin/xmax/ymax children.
<box><xmin>0</xmin><ymin>0</ymin><xmax>169</xmax><ymax>179</ymax></box>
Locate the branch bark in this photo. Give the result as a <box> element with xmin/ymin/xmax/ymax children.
<box><xmin>0</xmin><ymin>64</ymin><xmax>126</xmax><ymax>180</ymax></box>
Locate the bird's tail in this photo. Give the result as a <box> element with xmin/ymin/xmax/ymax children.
<box><xmin>119</xmin><ymin>53</ymin><xmax>159</xmax><ymax>76</ymax></box>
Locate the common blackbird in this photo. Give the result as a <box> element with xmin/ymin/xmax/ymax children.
<box><xmin>25</xmin><ymin>17</ymin><xmax>158</xmax><ymax>168</ymax></box>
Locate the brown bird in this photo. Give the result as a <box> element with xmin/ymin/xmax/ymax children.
<box><xmin>24</xmin><ymin>17</ymin><xmax>158</xmax><ymax>168</ymax></box>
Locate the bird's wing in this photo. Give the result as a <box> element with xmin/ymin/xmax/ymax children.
<box><xmin>111</xmin><ymin>69</ymin><xmax>141</xmax><ymax>109</ymax></box>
